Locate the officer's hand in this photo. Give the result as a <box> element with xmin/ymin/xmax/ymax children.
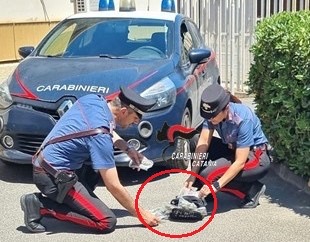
<box><xmin>198</xmin><ymin>184</ymin><xmax>217</xmax><ymax>198</ymax></box>
<box><xmin>127</xmin><ymin>148</ymin><xmax>143</xmax><ymax>170</ymax></box>
<box><xmin>184</xmin><ymin>175</ymin><xmax>196</xmax><ymax>188</ymax></box>
<box><xmin>198</xmin><ymin>185</ymin><xmax>211</xmax><ymax>198</ymax></box>
<box><xmin>140</xmin><ymin>209</ymin><xmax>160</xmax><ymax>227</ymax></box>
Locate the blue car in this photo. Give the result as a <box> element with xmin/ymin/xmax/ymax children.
<box><xmin>0</xmin><ymin>6</ymin><xmax>220</xmax><ymax>169</ymax></box>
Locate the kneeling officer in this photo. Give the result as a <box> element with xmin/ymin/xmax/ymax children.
<box><xmin>20</xmin><ymin>86</ymin><xmax>160</xmax><ymax>233</ymax></box>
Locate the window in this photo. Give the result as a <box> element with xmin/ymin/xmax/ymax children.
<box><xmin>38</xmin><ymin>23</ymin><xmax>78</xmax><ymax>56</ymax></box>
<box><xmin>37</xmin><ymin>18</ymin><xmax>173</xmax><ymax>59</ymax></box>
<box><xmin>180</xmin><ymin>23</ymin><xmax>194</xmax><ymax>64</ymax></box>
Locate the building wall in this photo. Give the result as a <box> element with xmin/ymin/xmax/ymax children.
<box><xmin>0</xmin><ymin>21</ymin><xmax>59</xmax><ymax>61</ymax></box>
<box><xmin>0</xmin><ymin>0</ymin><xmax>75</xmax><ymax>22</ymax></box>
<box><xmin>0</xmin><ymin>0</ymin><xmax>75</xmax><ymax>62</ymax></box>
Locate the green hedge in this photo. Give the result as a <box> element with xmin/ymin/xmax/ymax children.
<box><xmin>247</xmin><ymin>11</ymin><xmax>310</xmax><ymax>177</ymax></box>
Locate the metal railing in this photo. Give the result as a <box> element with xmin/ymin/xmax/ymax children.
<box><xmin>179</xmin><ymin>0</ymin><xmax>310</xmax><ymax>93</ymax></box>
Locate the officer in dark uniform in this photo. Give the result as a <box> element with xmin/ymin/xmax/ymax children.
<box><xmin>184</xmin><ymin>83</ymin><xmax>271</xmax><ymax>208</ymax></box>
<box><xmin>20</xmin><ymin>86</ymin><xmax>160</xmax><ymax>233</ymax></box>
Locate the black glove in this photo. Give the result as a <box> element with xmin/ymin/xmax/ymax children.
<box><xmin>169</xmin><ymin>208</ymin><xmax>203</xmax><ymax>222</ymax></box>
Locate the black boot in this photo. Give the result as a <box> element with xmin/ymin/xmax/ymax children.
<box><xmin>240</xmin><ymin>181</ymin><xmax>266</xmax><ymax>209</ymax></box>
<box><xmin>20</xmin><ymin>193</ymin><xmax>46</xmax><ymax>232</ymax></box>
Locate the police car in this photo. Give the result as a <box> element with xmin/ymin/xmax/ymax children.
<box><xmin>0</xmin><ymin>0</ymin><xmax>220</xmax><ymax>169</ymax></box>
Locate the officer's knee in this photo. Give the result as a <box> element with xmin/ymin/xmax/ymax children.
<box><xmin>98</xmin><ymin>215</ymin><xmax>117</xmax><ymax>233</ymax></box>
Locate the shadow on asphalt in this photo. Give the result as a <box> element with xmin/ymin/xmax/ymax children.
<box><xmin>262</xmin><ymin>169</ymin><xmax>310</xmax><ymax>218</ymax></box>
<box><xmin>17</xmin><ymin>214</ymin><xmax>144</xmax><ymax>235</ymax></box>
<box><xmin>0</xmin><ymin>163</ymin><xmax>33</xmax><ymax>184</ymax></box>
<box><xmin>205</xmin><ymin>169</ymin><xmax>310</xmax><ymax>218</ymax></box>
<box><xmin>114</xmin><ymin>166</ymin><xmax>169</xmax><ymax>186</ymax></box>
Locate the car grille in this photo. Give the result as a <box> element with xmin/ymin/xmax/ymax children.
<box><xmin>15</xmin><ymin>134</ymin><xmax>146</xmax><ymax>156</ymax></box>
<box><xmin>16</xmin><ymin>134</ymin><xmax>46</xmax><ymax>155</ymax></box>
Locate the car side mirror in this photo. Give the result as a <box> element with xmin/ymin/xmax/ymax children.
<box><xmin>18</xmin><ymin>46</ymin><xmax>35</xmax><ymax>58</ymax></box>
<box><xmin>189</xmin><ymin>48</ymin><xmax>211</xmax><ymax>64</ymax></box>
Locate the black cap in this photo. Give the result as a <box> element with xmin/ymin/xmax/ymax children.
<box><xmin>200</xmin><ymin>83</ymin><xmax>230</xmax><ymax>120</ymax></box>
<box><xmin>118</xmin><ymin>86</ymin><xmax>156</xmax><ymax>117</ymax></box>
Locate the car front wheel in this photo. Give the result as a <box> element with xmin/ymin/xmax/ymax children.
<box><xmin>166</xmin><ymin>107</ymin><xmax>192</xmax><ymax>170</ymax></box>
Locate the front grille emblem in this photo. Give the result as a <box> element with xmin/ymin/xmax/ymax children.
<box><xmin>57</xmin><ymin>100</ymin><xmax>73</xmax><ymax>117</ymax></box>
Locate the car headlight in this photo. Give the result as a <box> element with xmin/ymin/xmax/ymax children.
<box><xmin>0</xmin><ymin>81</ymin><xmax>13</xmax><ymax>109</ymax></box>
<box><xmin>141</xmin><ymin>77</ymin><xmax>176</xmax><ymax>110</ymax></box>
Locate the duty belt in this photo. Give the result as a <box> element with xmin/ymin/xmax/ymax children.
<box><xmin>33</xmin><ymin>127</ymin><xmax>112</xmax><ymax>177</ymax></box>
<box><xmin>251</xmin><ymin>143</ymin><xmax>267</xmax><ymax>151</ymax></box>
<box><xmin>33</xmin><ymin>127</ymin><xmax>112</xmax><ymax>203</ymax></box>
<box><xmin>41</xmin><ymin>127</ymin><xmax>112</xmax><ymax>150</ymax></box>
<box><xmin>36</xmin><ymin>153</ymin><xmax>65</xmax><ymax>178</ymax></box>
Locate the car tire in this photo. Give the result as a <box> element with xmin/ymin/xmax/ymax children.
<box><xmin>166</xmin><ymin>107</ymin><xmax>192</xmax><ymax>170</ymax></box>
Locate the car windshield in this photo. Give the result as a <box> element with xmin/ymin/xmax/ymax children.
<box><xmin>36</xmin><ymin>18</ymin><xmax>173</xmax><ymax>60</ymax></box>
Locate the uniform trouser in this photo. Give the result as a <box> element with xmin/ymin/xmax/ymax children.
<box><xmin>190</xmin><ymin>135</ymin><xmax>271</xmax><ymax>199</ymax></box>
<box><xmin>32</xmin><ymin>165</ymin><xmax>116</xmax><ymax>233</ymax></box>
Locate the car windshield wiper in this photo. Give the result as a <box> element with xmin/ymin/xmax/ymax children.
<box><xmin>39</xmin><ymin>53</ymin><xmax>63</xmax><ymax>58</ymax></box>
<box><xmin>99</xmin><ymin>54</ymin><xmax>126</xmax><ymax>59</ymax></box>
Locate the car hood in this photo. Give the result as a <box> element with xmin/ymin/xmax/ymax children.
<box><xmin>10</xmin><ymin>57</ymin><xmax>174</xmax><ymax>102</ymax></box>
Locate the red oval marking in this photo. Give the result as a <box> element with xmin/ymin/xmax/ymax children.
<box><xmin>135</xmin><ymin>169</ymin><xmax>218</xmax><ymax>238</ymax></box>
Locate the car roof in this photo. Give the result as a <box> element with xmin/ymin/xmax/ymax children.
<box><xmin>66</xmin><ymin>10</ymin><xmax>178</xmax><ymax>21</ymax></box>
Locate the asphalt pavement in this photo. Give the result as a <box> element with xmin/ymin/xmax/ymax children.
<box><xmin>0</xmin><ymin>62</ymin><xmax>309</xmax><ymax>242</ymax></box>
<box><xmin>0</xmin><ymin>162</ymin><xmax>309</xmax><ymax>242</ymax></box>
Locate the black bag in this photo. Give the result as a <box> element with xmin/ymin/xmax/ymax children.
<box><xmin>169</xmin><ymin>208</ymin><xmax>203</xmax><ymax>222</ymax></box>
<box><xmin>55</xmin><ymin>171</ymin><xmax>78</xmax><ymax>203</ymax></box>
<box><xmin>169</xmin><ymin>196</ymin><xmax>207</xmax><ymax>222</ymax></box>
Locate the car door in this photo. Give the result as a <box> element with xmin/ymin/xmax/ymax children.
<box><xmin>186</xmin><ymin>19</ymin><xmax>212</xmax><ymax>97</ymax></box>
<box><xmin>179</xmin><ymin>19</ymin><xmax>205</xmax><ymax>127</ymax></box>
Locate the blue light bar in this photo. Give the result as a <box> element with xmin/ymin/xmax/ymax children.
<box><xmin>99</xmin><ymin>0</ymin><xmax>115</xmax><ymax>11</ymax></box>
<box><xmin>161</xmin><ymin>0</ymin><xmax>175</xmax><ymax>12</ymax></box>
<box><xmin>108</xmin><ymin>0</ymin><xmax>115</xmax><ymax>10</ymax></box>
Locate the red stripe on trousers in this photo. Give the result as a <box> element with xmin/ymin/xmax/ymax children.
<box><xmin>40</xmin><ymin>208</ymin><xmax>105</xmax><ymax>229</ymax></box>
<box><xmin>243</xmin><ymin>149</ymin><xmax>262</xmax><ymax>170</ymax></box>
<box><xmin>206</xmin><ymin>149</ymin><xmax>263</xmax><ymax>199</ymax></box>
<box><xmin>40</xmin><ymin>188</ymin><xmax>111</xmax><ymax>231</ymax></box>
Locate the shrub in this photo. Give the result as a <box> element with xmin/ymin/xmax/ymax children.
<box><xmin>247</xmin><ymin>11</ymin><xmax>310</xmax><ymax>177</ymax></box>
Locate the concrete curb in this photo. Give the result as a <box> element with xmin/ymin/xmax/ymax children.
<box><xmin>271</xmin><ymin>162</ymin><xmax>310</xmax><ymax>196</ymax></box>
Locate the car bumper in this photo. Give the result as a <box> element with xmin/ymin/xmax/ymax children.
<box><xmin>0</xmin><ymin>102</ymin><xmax>184</xmax><ymax>166</ymax></box>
